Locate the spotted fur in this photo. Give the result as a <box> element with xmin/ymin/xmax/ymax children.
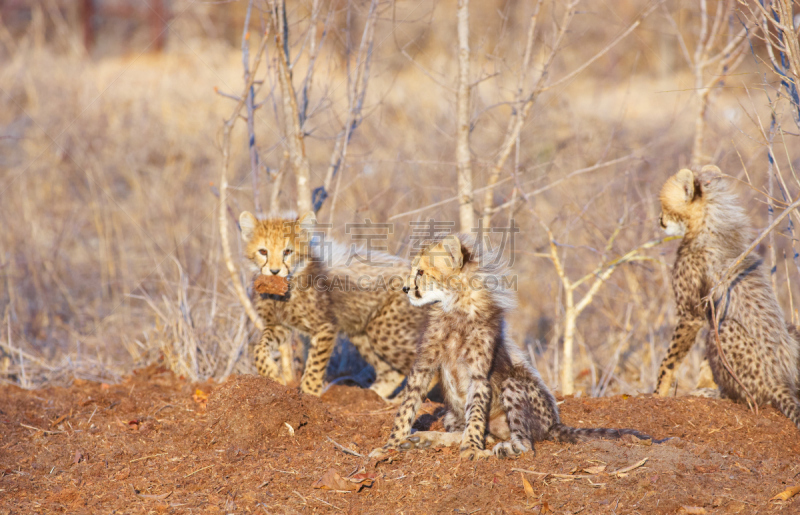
<box><xmin>654</xmin><ymin>166</ymin><xmax>800</xmax><ymax>430</ymax></box>
<box><xmin>240</xmin><ymin>211</ymin><xmax>426</xmax><ymax>397</ymax></box>
<box><xmin>370</xmin><ymin>235</ymin><xmax>657</xmax><ymax>460</ymax></box>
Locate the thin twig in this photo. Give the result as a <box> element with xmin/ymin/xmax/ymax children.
<box><xmin>130</xmin><ymin>453</ymin><xmax>167</xmax><ymax>463</ymax></box>
<box><xmin>311</xmin><ymin>496</ymin><xmax>342</xmax><ymax>511</ymax></box>
<box><xmin>327</xmin><ymin>436</ymin><xmax>365</xmax><ymax>458</ymax></box>
<box><xmin>20</xmin><ymin>423</ymin><xmax>64</xmax><ymax>435</ymax></box>
<box><xmin>512</xmin><ymin>457</ymin><xmax>648</xmax><ymax>480</ymax></box>
<box><xmin>184</xmin><ymin>465</ymin><xmax>213</xmax><ymax>478</ymax></box>
<box><xmin>612</xmin><ymin>457</ymin><xmax>649</xmax><ymax>476</ymax></box>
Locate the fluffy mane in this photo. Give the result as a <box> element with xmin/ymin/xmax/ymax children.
<box><xmin>423</xmin><ymin>232</ymin><xmax>518</xmax><ymax>314</ymax></box>
<box><xmin>694</xmin><ymin>168</ymin><xmax>753</xmax><ymax>258</ymax></box>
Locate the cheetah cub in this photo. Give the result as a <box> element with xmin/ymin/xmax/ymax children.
<box><xmin>370</xmin><ymin>235</ymin><xmax>658</xmax><ymax>460</ymax></box>
<box><xmin>654</xmin><ymin>166</ymin><xmax>800</xmax><ymax>430</ymax></box>
<box><xmin>240</xmin><ymin>211</ymin><xmax>426</xmax><ymax>398</ymax></box>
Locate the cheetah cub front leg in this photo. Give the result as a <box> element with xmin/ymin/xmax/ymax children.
<box><xmin>456</xmin><ymin>377</ymin><xmax>494</xmax><ymax>460</ymax></box>
<box><xmin>387</xmin><ymin>377</ymin><xmax>494</xmax><ymax>460</ymax></box>
<box><xmin>368</xmin><ymin>366</ymin><xmax>435</xmax><ymax>460</ymax></box>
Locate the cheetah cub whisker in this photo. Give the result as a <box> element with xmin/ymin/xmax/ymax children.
<box><xmin>654</xmin><ymin>167</ymin><xmax>800</xmax><ymax>431</ymax></box>
<box><xmin>370</xmin><ymin>235</ymin><xmax>661</xmax><ymax>460</ymax></box>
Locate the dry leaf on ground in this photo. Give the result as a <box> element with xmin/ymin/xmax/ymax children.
<box><xmin>192</xmin><ymin>389</ymin><xmax>209</xmax><ymax>409</ymax></box>
<box><xmin>771</xmin><ymin>484</ymin><xmax>800</xmax><ymax>501</ymax></box>
<box><xmin>521</xmin><ymin>473</ymin><xmax>535</xmax><ymax>499</ymax></box>
<box><xmin>677</xmin><ymin>507</ymin><xmax>706</xmax><ymax>514</ymax></box>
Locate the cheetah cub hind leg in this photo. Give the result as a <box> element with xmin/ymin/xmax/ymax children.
<box><xmin>398</xmin><ymin>431</ymin><xmax>461</xmax><ymax>451</ymax></box>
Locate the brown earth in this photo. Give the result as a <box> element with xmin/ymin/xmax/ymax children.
<box><xmin>1</xmin><ymin>364</ymin><xmax>800</xmax><ymax>514</ymax></box>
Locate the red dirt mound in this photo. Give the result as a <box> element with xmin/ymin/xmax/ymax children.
<box><xmin>2</xmin><ymin>366</ymin><xmax>800</xmax><ymax>513</ymax></box>
<box><xmin>320</xmin><ymin>384</ymin><xmax>385</xmax><ymax>411</ymax></box>
<box><xmin>207</xmin><ymin>375</ymin><xmax>334</xmax><ymax>448</ymax></box>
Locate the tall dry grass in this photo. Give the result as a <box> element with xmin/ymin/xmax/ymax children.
<box><xmin>0</xmin><ymin>0</ymin><xmax>796</xmax><ymax>397</ymax></box>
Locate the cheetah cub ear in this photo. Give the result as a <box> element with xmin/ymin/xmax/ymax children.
<box><xmin>700</xmin><ymin>164</ymin><xmax>722</xmax><ymax>176</ymax></box>
<box><xmin>239</xmin><ymin>211</ymin><xmax>258</xmax><ymax>242</ymax></box>
<box><xmin>675</xmin><ymin>169</ymin><xmax>696</xmax><ymax>203</ymax></box>
<box><xmin>297</xmin><ymin>211</ymin><xmax>317</xmax><ymax>231</ymax></box>
<box><xmin>442</xmin><ymin>234</ymin><xmax>464</xmax><ymax>270</ymax></box>
<box><xmin>698</xmin><ymin>164</ymin><xmax>723</xmax><ymax>186</ymax></box>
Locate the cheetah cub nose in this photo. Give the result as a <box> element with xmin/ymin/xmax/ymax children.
<box><xmin>270</xmin><ymin>268</ymin><xmax>281</xmax><ymax>275</ymax></box>
<box><xmin>402</xmin><ymin>286</ymin><xmax>410</xmax><ymax>294</ymax></box>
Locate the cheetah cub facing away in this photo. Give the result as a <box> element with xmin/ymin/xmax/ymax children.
<box><xmin>654</xmin><ymin>166</ymin><xmax>800</xmax><ymax>430</ymax></box>
<box><xmin>240</xmin><ymin>211</ymin><xmax>426</xmax><ymax>398</ymax></box>
<box><xmin>370</xmin><ymin>235</ymin><xmax>658</xmax><ymax>460</ymax></box>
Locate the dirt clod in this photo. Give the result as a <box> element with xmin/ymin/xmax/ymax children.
<box><xmin>254</xmin><ymin>274</ymin><xmax>289</xmax><ymax>295</ymax></box>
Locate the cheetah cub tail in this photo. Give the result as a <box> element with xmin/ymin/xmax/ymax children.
<box><xmin>548</xmin><ymin>423</ymin><xmax>670</xmax><ymax>444</ymax></box>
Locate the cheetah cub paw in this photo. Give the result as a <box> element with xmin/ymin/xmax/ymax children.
<box><xmin>491</xmin><ymin>440</ymin><xmax>530</xmax><ymax>459</ymax></box>
<box><xmin>458</xmin><ymin>445</ymin><xmax>493</xmax><ymax>460</ymax></box>
<box><xmin>368</xmin><ymin>446</ymin><xmax>394</xmax><ymax>460</ymax></box>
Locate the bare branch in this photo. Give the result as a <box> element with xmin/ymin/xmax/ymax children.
<box><xmin>219</xmin><ymin>32</ymin><xmax>271</xmax><ymax>334</ymax></box>
<box><xmin>541</xmin><ymin>0</ymin><xmax>665</xmax><ymax>93</ymax></box>
<box><xmin>299</xmin><ymin>0</ymin><xmax>327</xmax><ymax>128</ymax></box>
<box><xmin>388</xmin><ymin>174</ymin><xmax>524</xmax><ymax>221</ymax></box>
<box><xmin>271</xmin><ymin>0</ymin><xmax>313</xmax><ymax>215</ymax></box>
<box><xmin>480</xmin><ymin>0</ymin><xmax>543</xmax><ymax>228</ymax></box>
<box><xmin>456</xmin><ymin>0</ymin><xmax>474</xmax><ymax>231</ymax></box>
<box><xmin>317</xmin><ymin>0</ymin><xmax>379</xmax><ymax>216</ymax></box>
<box><xmin>242</xmin><ymin>0</ymin><xmax>262</xmax><ymax>215</ymax></box>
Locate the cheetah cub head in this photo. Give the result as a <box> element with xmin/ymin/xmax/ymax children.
<box><xmin>239</xmin><ymin>211</ymin><xmax>316</xmax><ymax>278</ymax></box>
<box><xmin>403</xmin><ymin>235</ymin><xmax>466</xmax><ymax>310</ymax></box>
<box><xmin>659</xmin><ymin>165</ymin><xmax>723</xmax><ymax>237</ymax></box>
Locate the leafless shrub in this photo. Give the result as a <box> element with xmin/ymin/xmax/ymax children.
<box><xmin>1</xmin><ymin>0</ymin><xmax>797</xmax><ymax>399</ymax></box>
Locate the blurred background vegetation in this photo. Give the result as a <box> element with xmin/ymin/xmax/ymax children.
<box><xmin>1</xmin><ymin>0</ymin><xmax>799</xmax><ymax>397</ymax></box>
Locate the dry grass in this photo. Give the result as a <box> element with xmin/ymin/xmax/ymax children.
<box><xmin>0</xmin><ymin>0</ymin><xmax>797</xmax><ymax>397</ymax></box>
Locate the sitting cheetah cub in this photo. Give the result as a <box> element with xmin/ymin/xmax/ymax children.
<box><xmin>240</xmin><ymin>211</ymin><xmax>426</xmax><ymax>398</ymax></box>
<box><xmin>654</xmin><ymin>166</ymin><xmax>800</xmax><ymax>430</ymax></box>
<box><xmin>370</xmin><ymin>235</ymin><xmax>658</xmax><ymax>460</ymax></box>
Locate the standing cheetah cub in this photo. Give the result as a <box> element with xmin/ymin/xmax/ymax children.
<box><xmin>370</xmin><ymin>235</ymin><xmax>658</xmax><ymax>460</ymax></box>
<box><xmin>240</xmin><ymin>211</ymin><xmax>426</xmax><ymax>398</ymax></box>
<box><xmin>654</xmin><ymin>166</ymin><xmax>800</xmax><ymax>430</ymax></box>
